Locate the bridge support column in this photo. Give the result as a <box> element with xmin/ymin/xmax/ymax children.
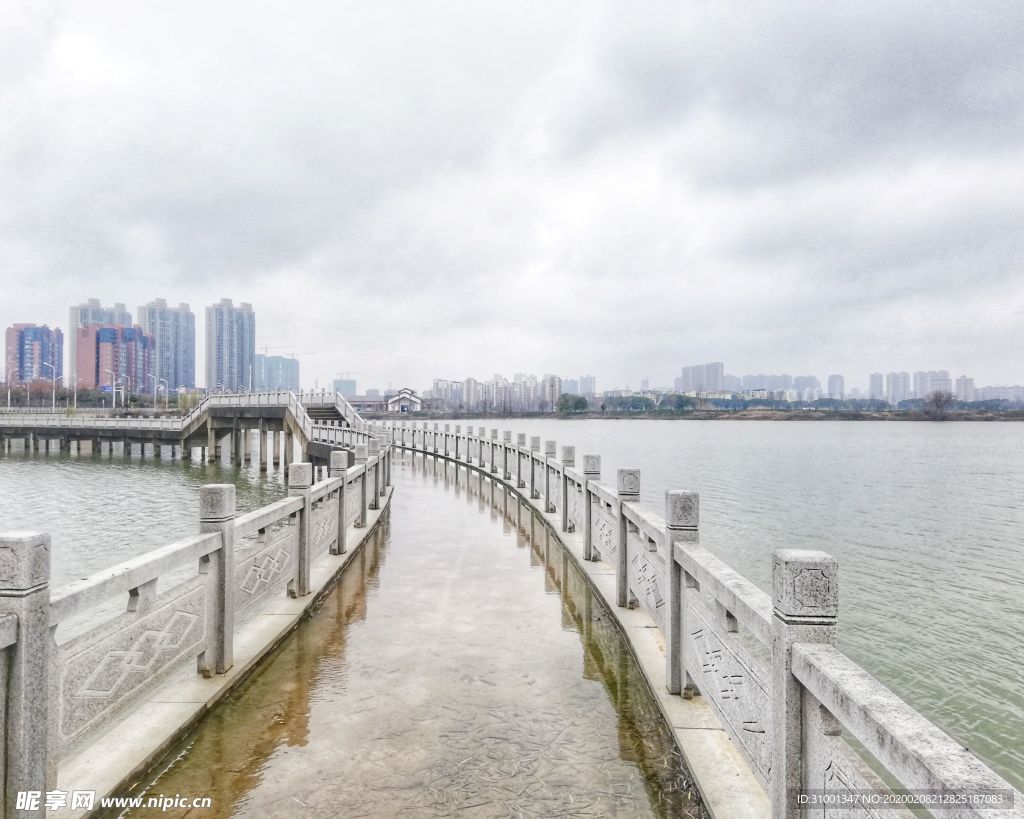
<box><xmin>181</xmin><ymin>440</ymin><xmax>191</xmax><ymax>461</ymax></box>
<box><xmin>231</xmin><ymin>420</ymin><xmax>241</xmax><ymax>467</ymax></box>
<box><xmin>0</xmin><ymin>532</ymin><xmax>55</xmax><ymax>812</ymax></box>
<box><xmin>560</xmin><ymin>447</ymin><xmax>575</xmax><ymax>532</ymax></box>
<box><xmin>273</xmin><ymin>431</ymin><xmax>281</xmax><ymax>465</ymax></box>
<box><xmin>664</xmin><ymin>490</ymin><xmax>698</xmax><ymax>697</ymax></box>
<box><xmin>771</xmin><ymin>550</ymin><xmax>838</xmax><ymax>819</ymax></box>
<box><xmin>198</xmin><ymin>485</ymin><xmax>237</xmax><ymax>676</ymax></box>
<box><xmin>284</xmin><ymin>431</ymin><xmax>293</xmax><ymax>469</ymax></box>
<box><xmin>259</xmin><ymin>423</ymin><xmax>267</xmax><ymax>472</ymax></box>
<box><xmin>288</xmin><ymin>463</ymin><xmax>313</xmax><ymax>598</ymax></box>
<box><xmin>330</xmin><ymin>451</ymin><xmax>348</xmax><ymax>554</ymax></box>
<box><xmin>207</xmin><ymin>424</ymin><xmax>216</xmax><ymax>462</ymax></box>
<box><xmin>582</xmin><ymin>455</ymin><xmax>601</xmax><ymax>561</ymax></box>
<box><xmin>616</xmin><ymin>469</ymin><xmax>640</xmax><ymax>609</ymax></box>
<box><xmin>154</xmin><ymin>442</ymin><xmax>162</xmax><ymax>459</ymax></box>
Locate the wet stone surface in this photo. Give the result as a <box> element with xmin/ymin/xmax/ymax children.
<box><xmin>118</xmin><ymin>454</ymin><xmax>705</xmax><ymax>818</ymax></box>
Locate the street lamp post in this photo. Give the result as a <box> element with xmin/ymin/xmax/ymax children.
<box><xmin>104</xmin><ymin>369</ymin><xmax>117</xmax><ymax>408</ymax></box>
<box><xmin>43</xmin><ymin>362</ymin><xmax>56</xmax><ymax>411</ymax></box>
<box><xmin>147</xmin><ymin>374</ymin><xmax>158</xmax><ymax>409</ymax></box>
<box><xmin>159</xmin><ymin>378</ymin><xmax>169</xmax><ymax>410</ymax></box>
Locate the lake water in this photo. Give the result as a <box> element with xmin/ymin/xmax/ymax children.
<box><xmin>0</xmin><ymin>419</ymin><xmax>1021</xmax><ymax>791</ymax></box>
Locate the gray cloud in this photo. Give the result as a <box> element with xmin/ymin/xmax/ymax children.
<box><xmin>1</xmin><ymin>0</ymin><xmax>1022</xmax><ymax>391</ymax></box>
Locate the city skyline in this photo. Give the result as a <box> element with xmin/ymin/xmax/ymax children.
<box><xmin>2</xmin><ymin>3</ymin><xmax>1022</xmax><ymax>392</ymax></box>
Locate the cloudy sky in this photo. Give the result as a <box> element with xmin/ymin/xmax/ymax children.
<box><xmin>2</xmin><ymin>1</ymin><xmax>1022</xmax><ymax>392</ymax></box>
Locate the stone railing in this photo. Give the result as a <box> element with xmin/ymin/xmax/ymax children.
<box><xmin>0</xmin><ymin>435</ymin><xmax>392</xmax><ymax>816</ymax></box>
<box><xmin>383</xmin><ymin>420</ymin><xmax>1024</xmax><ymax>819</ymax></box>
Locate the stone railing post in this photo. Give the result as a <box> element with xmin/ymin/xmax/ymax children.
<box><xmin>616</xmin><ymin>469</ymin><xmax>640</xmax><ymax>608</ymax></box>
<box><xmin>489</xmin><ymin>429</ymin><xmax>498</xmax><ymax>473</ymax></box>
<box><xmin>198</xmin><ymin>485</ymin><xmax>237</xmax><ymax>676</ymax></box>
<box><xmin>454</xmin><ymin>425</ymin><xmax>461</xmax><ymax>460</ymax></box>
<box><xmin>0</xmin><ymin>532</ymin><xmax>54</xmax><ymax>810</ymax></box>
<box><xmin>664</xmin><ymin>490</ymin><xmax>698</xmax><ymax>696</ymax></box>
<box><xmin>433</xmin><ymin>422</ymin><xmax>439</xmax><ymax>454</ymax></box>
<box><xmin>582</xmin><ymin>455</ymin><xmax>601</xmax><ymax>560</ymax></box>
<box><xmin>771</xmin><ymin>549</ymin><xmax>838</xmax><ymax>819</ymax></box>
<box><xmin>543</xmin><ymin>441</ymin><xmax>556</xmax><ymax>511</ymax></box>
<box><xmin>500</xmin><ymin>431</ymin><xmax>510</xmax><ymax>479</ymax></box>
<box><xmin>287</xmin><ymin>463</ymin><xmax>313</xmax><ymax>597</ymax></box>
<box><xmin>444</xmin><ymin>424</ymin><xmax>450</xmax><ymax>456</ymax></box>
<box><xmin>369</xmin><ymin>440</ymin><xmax>381</xmax><ymax>509</ymax></box>
<box><xmin>560</xmin><ymin>446</ymin><xmax>575</xmax><ymax>531</ymax></box>
<box><xmin>354</xmin><ymin>445</ymin><xmax>368</xmax><ymax>527</ymax></box>
<box><xmin>330</xmin><ymin>451</ymin><xmax>348</xmax><ymax>554</ymax></box>
<box><xmin>516</xmin><ymin>433</ymin><xmax>526</xmax><ymax>487</ymax></box>
<box><xmin>529</xmin><ymin>437</ymin><xmax>541</xmax><ymax>498</ymax></box>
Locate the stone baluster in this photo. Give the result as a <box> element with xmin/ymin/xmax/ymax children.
<box><xmin>287</xmin><ymin>463</ymin><xmax>313</xmax><ymax>597</ymax></box>
<box><xmin>489</xmin><ymin>429</ymin><xmax>499</xmax><ymax>473</ymax></box>
<box><xmin>529</xmin><ymin>437</ymin><xmax>541</xmax><ymax>498</ymax></box>
<box><xmin>582</xmin><ymin>455</ymin><xmax>601</xmax><ymax>560</ymax></box>
<box><xmin>560</xmin><ymin>446</ymin><xmax>575</xmax><ymax>531</ymax></box>
<box><xmin>0</xmin><ymin>531</ymin><xmax>54</xmax><ymax>810</ymax></box>
<box><xmin>616</xmin><ymin>469</ymin><xmax>640</xmax><ymax>608</ymax></box>
<box><xmin>354</xmin><ymin>445</ymin><xmax>368</xmax><ymax>527</ymax></box>
<box><xmin>198</xmin><ymin>484</ymin><xmax>237</xmax><ymax>675</ymax></box>
<box><xmin>330</xmin><ymin>451</ymin><xmax>348</xmax><ymax>554</ymax></box>
<box><xmin>771</xmin><ymin>549</ymin><xmax>838</xmax><ymax>819</ymax></box>
<box><xmin>664</xmin><ymin>490</ymin><xmax>698</xmax><ymax>696</ymax></box>
<box><xmin>454</xmin><ymin>425</ymin><xmax>461</xmax><ymax>459</ymax></box>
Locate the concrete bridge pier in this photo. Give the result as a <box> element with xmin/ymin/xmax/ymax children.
<box><xmin>207</xmin><ymin>424</ymin><xmax>216</xmax><ymax>463</ymax></box>
<box><xmin>243</xmin><ymin>429</ymin><xmax>251</xmax><ymax>463</ymax></box>
<box><xmin>259</xmin><ymin>423</ymin><xmax>268</xmax><ymax>472</ymax></box>
<box><xmin>273</xmin><ymin>431</ymin><xmax>281</xmax><ymax>465</ymax></box>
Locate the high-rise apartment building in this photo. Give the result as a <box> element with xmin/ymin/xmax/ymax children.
<box><xmin>913</xmin><ymin>370</ymin><xmax>951</xmax><ymax>399</ymax></box>
<box><xmin>540</xmin><ymin>374</ymin><xmax>562</xmax><ymax>410</ymax></box>
<box><xmin>4</xmin><ymin>324</ymin><xmax>63</xmax><ymax>383</ymax></box>
<box><xmin>69</xmin><ymin>299</ymin><xmax>132</xmax><ymax>384</ymax></box>
<box><xmin>255</xmin><ymin>354</ymin><xmax>300</xmax><ymax>391</ymax></box>
<box><xmin>75</xmin><ymin>325</ymin><xmax>152</xmax><ymax>393</ymax></box>
<box><xmin>885</xmin><ymin>372</ymin><xmax>911</xmax><ymax>405</ymax></box>
<box><xmin>137</xmin><ymin>299</ymin><xmax>196</xmax><ymax>392</ymax></box>
<box><xmin>333</xmin><ymin>378</ymin><xmax>357</xmax><ymax>398</ymax></box>
<box><xmin>955</xmin><ymin>375</ymin><xmax>975</xmax><ymax>402</ymax></box>
<box><xmin>205</xmin><ymin>299</ymin><xmax>255</xmax><ymax>392</ymax></box>
<box><xmin>678</xmin><ymin>362</ymin><xmax>724</xmax><ymax>393</ymax></box>
<box><xmin>869</xmin><ymin>372</ymin><xmax>884</xmax><ymax>400</ymax></box>
<box><xmin>826</xmin><ymin>374</ymin><xmax>844</xmax><ymax>400</ymax></box>
<box><xmin>579</xmin><ymin>375</ymin><xmax>596</xmax><ymax>397</ymax></box>
<box><xmin>563</xmin><ymin>378</ymin><xmax>580</xmax><ymax>395</ymax></box>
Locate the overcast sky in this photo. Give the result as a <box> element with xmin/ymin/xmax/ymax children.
<box><xmin>2</xmin><ymin>1</ymin><xmax>1022</xmax><ymax>392</ymax></box>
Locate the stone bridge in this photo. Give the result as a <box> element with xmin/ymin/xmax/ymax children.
<box><xmin>0</xmin><ymin>406</ymin><xmax>1021</xmax><ymax>818</ymax></box>
<box><xmin>0</xmin><ymin>391</ymin><xmax>366</xmax><ymax>473</ymax></box>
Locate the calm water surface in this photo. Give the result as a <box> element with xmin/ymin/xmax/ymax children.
<box><xmin>0</xmin><ymin>420</ymin><xmax>1021</xmax><ymax>790</ymax></box>
<box><xmin>116</xmin><ymin>455</ymin><xmax>703</xmax><ymax>818</ymax></box>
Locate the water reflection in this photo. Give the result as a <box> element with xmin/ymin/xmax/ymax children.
<box><xmin>113</xmin><ymin>453</ymin><xmax>704</xmax><ymax>818</ymax></box>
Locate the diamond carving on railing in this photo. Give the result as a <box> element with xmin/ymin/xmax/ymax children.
<box><xmin>240</xmin><ymin>547</ymin><xmax>289</xmax><ymax>596</ymax></box>
<box><xmin>77</xmin><ymin>610</ymin><xmax>199</xmax><ymax>698</ymax></box>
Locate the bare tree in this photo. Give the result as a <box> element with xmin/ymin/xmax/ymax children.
<box><xmin>925</xmin><ymin>390</ymin><xmax>955</xmax><ymax>419</ymax></box>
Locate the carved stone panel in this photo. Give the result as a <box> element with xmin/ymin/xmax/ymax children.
<box><xmin>592</xmin><ymin>504</ymin><xmax>616</xmax><ymax>560</ymax></box>
<box><xmin>235</xmin><ymin>527</ymin><xmax>298</xmax><ymax>614</ymax></box>
<box><xmin>310</xmin><ymin>502</ymin><xmax>338</xmax><ymax>556</ymax></box>
<box><xmin>57</xmin><ymin>577</ymin><xmax>207</xmax><ymax>751</ymax></box>
<box><xmin>686</xmin><ymin>602</ymin><xmax>772</xmax><ymax>787</ymax></box>
<box><xmin>567</xmin><ymin>483</ymin><xmax>583</xmax><ymax>531</ymax></box>
<box><xmin>627</xmin><ymin>532</ymin><xmax>666</xmax><ymax>631</ymax></box>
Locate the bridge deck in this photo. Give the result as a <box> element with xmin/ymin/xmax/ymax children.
<box><xmin>126</xmin><ymin>455</ymin><xmax>705</xmax><ymax>818</ymax></box>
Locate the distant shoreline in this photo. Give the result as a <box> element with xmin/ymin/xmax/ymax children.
<box><xmin>366</xmin><ymin>410</ymin><xmax>1024</xmax><ymax>422</ymax></box>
